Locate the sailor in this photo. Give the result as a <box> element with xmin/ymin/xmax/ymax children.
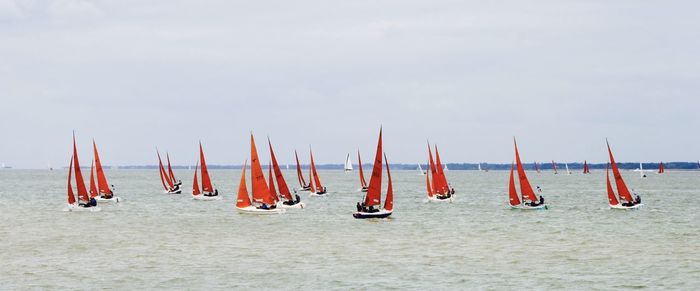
<box><xmin>260</xmin><ymin>203</ymin><xmax>269</xmax><ymax>210</ymax></box>
<box><xmin>295</xmin><ymin>194</ymin><xmax>301</xmax><ymax>203</ymax></box>
<box><xmin>82</xmin><ymin>197</ymin><xmax>97</xmax><ymax>208</ymax></box>
<box><xmin>539</xmin><ymin>195</ymin><xmax>545</xmax><ymax>205</ymax></box>
<box><xmin>356</xmin><ymin>202</ymin><xmax>362</xmax><ymax>212</ymax></box>
<box><xmin>633</xmin><ymin>193</ymin><xmax>641</xmax><ymax>205</ymax></box>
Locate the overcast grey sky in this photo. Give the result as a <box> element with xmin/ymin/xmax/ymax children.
<box><xmin>1</xmin><ymin>0</ymin><xmax>698</xmax><ymax>168</ymax></box>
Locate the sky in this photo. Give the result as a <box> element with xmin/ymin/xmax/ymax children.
<box><xmin>1</xmin><ymin>0</ymin><xmax>699</xmax><ymax>168</ymax></box>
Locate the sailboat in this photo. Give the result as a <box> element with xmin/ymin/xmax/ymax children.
<box><xmin>636</xmin><ymin>162</ymin><xmax>647</xmax><ymax>178</ymax></box>
<box><xmin>417</xmin><ymin>163</ymin><xmax>425</xmax><ymax>175</ymax></box>
<box><xmin>65</xmin><ymin>132</ymin><xmax>100</xmax><ymax>211</ymax></box>
<box><xmin>426</xmin><ymin>142</ymin><xmax>454</xmax><ymax>202</ymax></box>
<box><xmin>444</xmin><ymin>164</ymin><xmax>449</xmax><ymax>171</ymax></box>
<box><xmin>157</xmin><ymin>150</ymin><xmax>181</xmax><ymax>194</ymax></box>
<box><xmin>534</xmin><ymin>161</ymin><xmax>540</xmax><ymax>173</ymax></box>
<box><xmin>92</xmin><ymin>140</ymin><xmax>121</xmax><ymax>202</ymax></box>
<box><xmin>344</xmin><ymin>153</ymin><xmax>353</xmax><ymax>172</ymax></box>
<box><xmin>552</xmin><ymin>160</ymin><xmax>558</xmax><ymax>174</ymax></box>
<box><xmin>606</xmin><ymin>140</ymin><xmax>642</xmax><ymax>209</ymax></box>
<box><xmin>308</xmin><ymin>147</ymin><xmax>327</xmax><ymax>196</ymax></box>
<box><xmin>294</xmin><ymin>150</ymin><xmax>312</xmax><ymax>191</ymax></box>
<box><xmin>508</xmin><ymin>138</ymin><xmax>548</xmax><ymax>210</ymax></box>
<box><xmin>583</xmin><ymin>160</ymin><xmax>590</xmax><ymax>174</ymax></box>
<box><xmin>235</xmin><ymin>134</ymin><xmax>285</xmax><ymax>214</ymax></box>
<box><xmin>565</xmin><ymin>163</ymin><xmax>572</xmax><ymax>175</ymax></box>
<box><xmin>357</xmin><ymin>151</ymin><xmax>368</xmax><ymax>192</ymax></box>
<box><xmin>192</xmin><ymin>142</ymin><xmax>221</xmax><ymax>200</ymax></box>
<box><xmin>478</xmin><ymin>163</ymin><xmax>482</xmax><ymax>171</ymax></box>
<box><xmin>353</xmin><ymin>128</ymin><xmax>393</xmax><ymax>219</ymax></box>
<box><xmin>658</xmin><ymin>162</ymin><xmax>665</xmax><ymax>174</ymax></box>
<box><xmin>268</xmin><ymin>137</ymin><xmax>304</xmax><ymax>209</ymax></box>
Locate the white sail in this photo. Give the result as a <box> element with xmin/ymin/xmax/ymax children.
<box><xmin>444</xmin><ymin>164</ymin><xmax>449</xmax><ymax>171</ymax></box>
<box><xmin>417</xmin><ymin>163</ymin><xmax>423</xmax><ymax>174</ymax></box>
<box><xmin>565</xmin><ymin>163</ymin><xmax>571</xmax><ymax>175</ymax></box>
<box><xmin>478</xmin><ymin>163</ymin><xmax>482</xmax><ymax>171</ymax></box>
<box><xmin>344</xmin><ymin>153</ymin><xmax>353</xmax><ymax>172</ymax></box>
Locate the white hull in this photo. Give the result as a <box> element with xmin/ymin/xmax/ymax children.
<box><xmin>353</xmin><ymin>209</ymin><xmax>392</xmax><ymax>219</ymax></box>
<box><xmin>236</xmin><ymin>206</ymin><xmax>286</xmax><ymax>214</ymax></box>
<box><xmin>510</xmin><ymin>204</ymin><xmax>548</xmax><ymax>210</ymax></box>
<box><xmin>610</xmin><ymin>203</ymin><xmax>643</xmax><ymax>209</ymax></box>
<box><xmin>192</xmin><ymin>194</ymin><xmax>222</xmax><ymax>201</ymax></box>
<box><xmin>427</xmin><ymin>195</ymin><xmax>454</xmax><ymax>202</ymax></box>
<box><xmin>94</xmin><ymin>196</ymin><xmax>121</xmax><ymax>203</ymax></box>
<box><xmin>64</xmin><ymin>204</ymin><xmax>102</xmax><ymax>212</ymax></box>
<box><xmin>276</xmin><ymin>201</ymin><xmax>306</xmax><ymax>209</ymax></box>
<box><xmin>308</xmin><ymin>192</ymin><xmax>328</xmax><ymax>197</ymax></box>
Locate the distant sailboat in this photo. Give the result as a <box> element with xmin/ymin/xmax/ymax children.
<box><xmin>444</xmin><ymin>164</ymin><xmax>449</xmax><ymax>171</ymax></box>
<box><xmin>308</xmin><ymin>147</ymin><xmax>327</xmax><ymax>196</ymax></box>
<box><xmin>638</xmin><ymin>163</ymin><xmax>647</xmax><ymax>178</ymax></box>
<box><xmin>509</xmin><ymin>138</ymin><xmax>547</xmax><ymax>210</ymax></box>
<box><xmin>65</xmin><ymin>132</ymin><xmax>100</xmax><ymax>211</ymax></box>
<box><xmin>426</xmin><ymin>142</ymin><xmax>454</xmax><ymax>202</ymax></box>
<box><xmin>268</xmin><ymin>137</ymin><xmax>304</xmax><ymax>209</ymax></box>
<box><xmin>583</xmin><ymin>160</ymin><xmax>590</xmax><ymax>174</ymax></box>
<box><xmin>606</xmin><ymin>140</ymin><xmax>642</xmax><ymax>209</ymax></box>
<box><xmin>192</xmin><ymin>142</ymin><xmax>221</xmax><ymax>200</ymax></box>
<box><xmin>344</xmin><ymin>153</ymin><xmax>353</xmax><ymax>172</ymax></box>
<box><xmin>157</xmin><ymin>150</ymin><xmax>181</xmax><ymax>194</ymax></box>
<box><xmin>235</xmin><ymin>134</ymin><xmax>285</xmax><ymax>214</ymax></box>
<box><xmin>478</xmin><ymin>163</ymin><xmax>482</xmax><ymax>171</ymax></box>
<box><xmin>534</xmin><ymin>161</ymin><xmax>540</xmax><ymax>173</ymax></box>
<box><xmin>92</xmin><ymin>140</ymin><xmax>120</xmax><ymax>202</ymax></box>
<box><xmin>357</xmin><ymin>151</ymin><xmax>368</xmax><ymax>192</ymax></box>
<box><xmin>658</xmin><ymin>162</ymin><xmax>665</xmax><ymax>174</ymax></box>
<box><xmin>353</xmin><ymin>128</ymin><xmax>393</xmax><ymax>219</ymax></box>
<box><xmin>294</xmin><ymin>150</ymin><xmax>311</xmax><ymax>191</ymax></box>
<box><xmin>565</xmin><ymin>163</ymin><xmax>571</xmax><ymax>175</ymax></box>
<box><xmin>417</xmin><ymin>163</ymin><xmax>425</xmax><ymax>175</ymax></box>
<box><xmin>552</xmin><ymin>160</ymin><xmax>558</xmax><ymax>174</ymax></box>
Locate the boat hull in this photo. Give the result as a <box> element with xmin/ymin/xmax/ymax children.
<box><xmin>610</xmin><ymin>203</ymin><xmax>643</xmax><ymax>209</ymax></box>
<box><xmin>277</xmin><ymin>201</ymin><xmax>306</xmax><ymax>209</ymax></box>
<box><xmin>192</xmin><ymin>194</ymin><xmax>222</xmax><ymax>201</ymax></box>
<box><xmin>236</xmin><ymin>206</ymin><xmax>286</xmax><ymax>214</ymax></box>
<box><xmin>166</xmin><ymin>190</ymin><xmax>182</xmax><ymax>194</ymax></box>
<box><xmin>353</xmin><ymin>209</ymin><xmax>392</xmax><ymax>219</ymax></box>
<box><xmin>510</xmin><ymin>204</ymin><xmax>548</xmax><ymax>210</ymax></box>
<box><xmin>427</xmin><ymin>195</ymin><xmax>454</xmax><ymax>202</ymax></box>
<box><xmin>94</xmin><ymin>196</ymin><xmax>121</xmax><ymax>203</ymax></box>
<box><xmin>308</xmin><ymin>192</ymin><xmax>328</xmax><ymax>197</ymax></box>
<box><xmin>65</xmin><ymin>204</ymin><xmax>102</xmax><ymax>212</ymax></box>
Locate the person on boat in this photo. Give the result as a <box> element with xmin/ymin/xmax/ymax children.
<box><xmin>295</xmin><ymin>194</ymin><xmax>301</xmax><ymax>203</ymax></box>
<box><xmin>81</xmin><ymin>197</ymin><xmax>97</xmax><ymax>208</ymax></box>
<box><xmin>102</xmin><ymin>191</ymin><xmax>114</xmax><ymax>199</ymax></box>
<box><xmin>538</xmin><ymin>195</ymin><xmax>544</xmax><ymax>205</ymax></box>
<box><xmin>204</xmin><ymin>189</ymin><xmax>219</xmax><ymax>197</ymax></box>
<box><xmin>356</xmin><ymin>202</ymin><xmax>363</xmax><ymax>212</ymax></box>
<box><xmin>530</xmin><ymin>198</ymin><xmax>540</xmax><ymax>207</ymax></box>
<box><xmin>317</xmin><ymin>186</ymin><xmax>327</xmax><ymax>194</ymax></box>
<box><xmin>633</xmin><ymin>193</ymin><xmax>641</xmax><ymax>205</ymax></box>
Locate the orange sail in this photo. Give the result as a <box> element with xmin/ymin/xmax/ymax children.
<box><xmin>67</xmin><ymin>155</ymin><xmax>76</xmax><ymax>204</ymax></box>
<box><xmin>383</xmin><ymin>152</ymin><xmax>393</xmax><ymax>211</ymax></box>
<box><xmin>308</xmin><ymin>162</ymin><xmax>316</xmax><ymax>193</ymax></box>
<box><xmin>235</xmin><ymin>161</ymin><xmax>251</xmax><ymax>208</ymax></box>
<box><xmin>364</xmin><ymin>129</ymin><xmax>383</xmax><ymax>206</ymax></box>
<box><xmin>93</xmin><ymin>140</ymin><xmax>111</xmax><ymax>195</ymax></box>
<box><xmin>310</xmin><ymin>148</ymin><xmax>323</xmax><ymax>190</ymax></box>
<box><xmin>427</xmin><ymin>143</ymin><xmax>438</xmax><ymax>195</ymax></box>
<box><xmin>157</xmin><ymin>151</ymin><xmax>171</xmax><ymax>191</ymax></box>
<box><xmin>269</xmin><ymin>138</ymin><xmax>293</xmax><ymax>201</ymax></box>
<box><xmin>514</xmin><ymin>138</ymin><xmax>537</xmax><ymax>202</ymax></box>
<box><xmin>658</xmin><ymin>162</ymin><xmax>665</xmax><ymax>174</ymax></box>
<box><xmin>167</xmin><ymin>153</ymin><xmax>177</xmax><ymax>183</ymax></box>
<box><xmin>508</xmin><ymin>162</ymin><xmax>520</xmax><ymax>206</ymax></box>
<box><xmin>268</xmin><ymin>162</ymin><xmax>279</xmax><ymax>203</ymax></box>
<box><xmin>583</xmin><ymin>160</ymin><xmax>590</xmax><ymax>174</ymax></box>
<box><xmin>72</xmin><ymin>133</ymin><xmax>89</xmax><ymax>202</ymax></box>
<box><xmin>358</xmin><ymin>151</ymin><xmax>367</xmax><ymax>188</ymax></box>
<box><xmin>606</xmin><ymin>164</ymin><xmax>619</xmax><ymax>205</ymax></box>
<box><xmin>192</xmin><ymin>161</ymin><xmax>201</xmax><ymax>195</ymax></box>
<box><xmin>294</xmin><ymin>150</ymin><xmax>307</xmax><ymax>188</ymax></box>
<box><xmin>250</xmin><ymin>134</ymin><xmax>274</xmax><ymax>204</ymax></box>
<box><xmin>89</xmin><ymin>161</ymin><xmax>98</xmax><ymax>198</ymax></box>
<box><xmin>434</xmin><ymin>145</ymin><xmax>449</xmax><ymax>194</ymax></box>
<box><xmin>606</xmin><ymin>140</ymin><xmax>633</xmax><ymax>202</ymax></box>
<box><xmin>199</xmin><ymin>142</ymin><xmax>214</xmax><ymax>193</ymax></box>
<box><xmin>426</xmin><ymin>161</ymin><xmax>434</xmax><ymax>197</ymax></box>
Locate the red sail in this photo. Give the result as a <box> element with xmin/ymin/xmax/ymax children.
<box><xmin>268</xmin><ymin>163</ymin><xmax>279</xmax><ymax>203</ymax></box>
<box><xmin>236</xmin><ymin>161</ymin><xmax>251</xmax><ymax>208</ymax></box>
<box><xmin>552</xmin><ymin>160</ymin><xmax>558</xmax><ymax>174</ymax></box>
<box><xmin>308</xmin><ymin>163</ymin><xmax>316</xmax><ymax>193</ymax></box>
<box><xmin>606</xmin><ymin>140</ymin><xmax>633</xmax><ymax>202</ymax></box>
<box><xmin>167</xmin><ymin>152</ymin><xmax>177</xmax><ymax>183</ymax></box>
<box><xmin>606</xmin><ymin>164</ymin><xmax>619</xmax><ymax>205</ymax></box>
<box><xmin>72</xmin><ymin>133</ymin><xmax>89</xmax><ymax>201</ymax></box>
<box><xmin>658</xmin><ymin>162</ymin><xmax>665</xmax><ymax>174</ymax></box>
<box><xmin>294</xmin><ymin>150</ymin><xmax>307</xmax><ymax>188</ymax></box>
<box><xmin>358</xmin><ymin>151</ymin><xmax>367</xmax><ymax>188</ymax></box>
<box><xmin>199</xmin><ymin>142</ymin><xmax>214</xmax><ymax>193</ymax></box>
<box><xmin>426</xmin><ymin>161</ymin><xmax>434</xmax><ymax>197</ymax></box>
<box><xmin>508</xmin><ymin>162</ymin><xmax>520</xmax><ymax>206</ymax></box>
<box><xmin>93</xmin><ymin>140</ymin><xmax>111</xmax><ymax>195</ymax></box>
<box><xmin>310</xmin><ymin>149</ymin><xmax>323</xmax><ymax>189</ymax></box>
<box><xmin>157</xmin><ymin>151</ymin><xmax>172</xmax><ymax>190</ymax></box>
<box><xmin>583</xmin><ymin>160</ymin><xmax>590</xmax><ymax>174</ymax></box>
<box><xmin>269</xmin><ymin>138</ymin><xmax>293</xmax><ymax>201</ymax></box>
<box><xmin>514</xmin><ymin>138</ymin><xmax>537</xmax><ymax>202</ymax></box>
<box><xmin>434</xmin><ymin>145</ymin><xmax>449</xmax><ymax>194</ymax></box>
<box><xmin>250</xmin><ymin>134</ymin><xmax>273</xmax><ymax>204</ymax></box>
<box><xmin>67</xmin><ymin>155</ymin><xmax>76</xmax><ymax>204</ymax></box>
<box><xmin>89</xmin><ymin>161</ymin><xmax>98</xmax><ymax>198</ymax></box>
<box><xmin>383</xmin><ymin>153</ymin><xmax>393</xmax><ymax>211</ymax></box>
<box><xmin>364</xmin><ymin>129</ymin><xmax>383</xmax><ymax>206</ymax></box>
<box><xmin>192</xmin><ymin>162</ymin><xmax>201</xmax><ymax>195</ymax></box>
<box><xmin>427</xmin><ymin>143</ymin><xmax>438</xmax><ymax>195</ymax></box>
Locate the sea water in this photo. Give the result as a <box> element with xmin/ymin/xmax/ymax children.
<box><xmin>0</xmin><ymin>169</ymin><xmax>698</xmax><ymax>289</ymax></box>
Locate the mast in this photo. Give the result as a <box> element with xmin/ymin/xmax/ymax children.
<box><xmin>199</xmin><ymin>142</ymin><xmax>214</xmax><ymax>193</ymax></box>
<box><xmin>269</xmin><ymin>138</ymin><xmax>293</xmax><ymax>201</ymax></box>
<box><xmin>514</xmin><ymin>138</ymin><xmax>538</xmax><ymax>202</ymax></box>
<box><xmin>364</xmin><ymin>128</ymin><xmax>383</xmax><ymax>207</ymax></box>
<box><xmin>606</xmin><ymin>140</ymin><xmax>634</xmax><ymax>202</ymax></box>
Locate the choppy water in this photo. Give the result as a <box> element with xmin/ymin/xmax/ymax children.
<box><xmin>0</xmin><ymin>169</ymin><xmax>698</xmax><ymax>290</ymax></box>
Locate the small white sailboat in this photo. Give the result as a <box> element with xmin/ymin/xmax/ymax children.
<box><xmin>417</xmin><ymin>163</ymin><xmax>425</xmax><ymax>175</ymax></box>
<box><xmin>565</xmin><ymin>163</ymin><xmax>572</xmax><ymax>175</ymax></box>
<box><xmin>478</xmin><ymin>163</ymin><xmax>482</xmax><ymax>171</ymax></box>
<box><xmin>443</xmin><ymin>164</ymin><xmax>449</xmax><ymax>171</ymax></box>
<box><xmin>635</xmin><ymin>162</ymin><xmax>647</xmax><ymax>178</ymax></box>
<box><xmin>344</xmin><ymin>153</ymin><xmax>353</xmax><ymax>172</ymax></box>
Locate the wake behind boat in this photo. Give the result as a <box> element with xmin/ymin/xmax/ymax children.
<box><xmin>606</xmin><ymin>140</ymin><xmax>643</xmax><ymax>209</ymax></box>
<box><xmin>192</xmin><ymin>142</ymin><xmax>221</xmax><ymax>201</ymax></box>
<box><xmin>235</xmin><ymin>134</ymin><xmax>285</xmax><ymax>214</ymax></box>
<box><xmin>353</xmin><ymin>128</ymin><xmax>393</xmax><ymax>219</ymax></box>
<box><xmin>508</xmin><ymin>138</ymin><xmax>548</xmax><ymax>210</ymax></box>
